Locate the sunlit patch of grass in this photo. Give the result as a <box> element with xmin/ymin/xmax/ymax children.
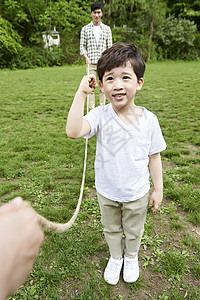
<box><xmin>139</xmin><ymin>62</ymin><xmax>200</xmax><ymax>226</ymax></box>
<box><xmin>163</xmin><ymin>177</ymin><xmax>200</xmax><ymax>224</ymax></box>
<box><xmin>169</xmin><ymin>214</ymin><xmax>183</xmax><ymax>230</ymax></box>
<box><xmin>170</xmin><ymin>220</ymin><xmax>183</xmax><ymax>230</ymax></box>
<box><xmin>154</xmin><ymin>285</ymin><xmax>200</xmax><ymax>300</ymax></box>
<box><xmin>160</xmin><ymin>251</ymin><xmax>188</xmax><ymax>279</ymax></box>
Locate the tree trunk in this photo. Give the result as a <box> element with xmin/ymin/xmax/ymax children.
<box><xmin>103</xmin><ymin>0</ymin><xmax>112</xmax><ymax>24</ymax></box>
<box><xmin>147</xmin><ymin>17</ymin><xmax>154</xmax><ymax>61</ymax></box>
<box><xmin>26</xmin><ymin>0</ymin><xmax>39</xmax><ymax>32</ymax></box>
<box><xmin>107</xmin><ymin>0</ymin><xmax>112</xmax><ymax>24</ymax></box>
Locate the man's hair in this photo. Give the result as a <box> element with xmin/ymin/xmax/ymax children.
<box><xmin>91</xmin><ymin>2</ymin><xmax>103</xmax><ymax>12</ymax></box>
<box><xmin>97</xmin><ymin>42</ymin><xmax>146</xmax><ymax>82</ymax></box>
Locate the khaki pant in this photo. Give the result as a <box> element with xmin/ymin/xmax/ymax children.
<box><xmin>87</xmin><ymin>64</ymin><xmax>106</xmax><ymax>109</ymax></box>
<box><xmin>97</xmin><ymin>192</ymin><xmax>149</xmax><ymax>260</ymax></box>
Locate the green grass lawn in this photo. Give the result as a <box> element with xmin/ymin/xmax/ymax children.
<box><xmin>0</xmin><ymin>62</ymin><xmax>199</xmax><ymax>299</ymax></box>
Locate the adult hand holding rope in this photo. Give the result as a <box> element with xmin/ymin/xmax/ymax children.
<box><xmin>0</xmin><ymin>197</ymin><xmax>44</xmax><ymax>299</ymax></box>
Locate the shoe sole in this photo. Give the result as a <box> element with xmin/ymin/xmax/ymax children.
<box><xmin>123</xmin><ymin>273</ymin><xmax>139</xmax><ymax>283</ymax></box>
<box><xmin>104</xmin><ymin>277</ymin><xmax>119</xmax><ymax>285</ymax></box>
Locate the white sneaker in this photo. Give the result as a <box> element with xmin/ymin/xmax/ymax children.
<box><xmin>123</xmin><ymin>255</ymin><xmax>139</xmax><ymax>283</ymax></box>
<box><xmin>104</xmin><ymin>257</ymin><xmax>123</xmax><ymax>285</ymax></box>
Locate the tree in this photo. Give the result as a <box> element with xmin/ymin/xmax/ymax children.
<box><xmin>0</xmin><ymin>0</ymin><xmax>199</xmax><ymax>67</ymax></box>
<box><xmin>104</xmin><ymin>0</ymin><xmax>167</xmax><ymax>60</ymax></box>
<box><xmin>155</xmin><ymin>15</ymin><xmax>198</xmax><ymax>60</ymax></box>
<box><xmin>166</xmin><ymin>0</ymin><xmax>200</xmax><ymax>29</ymax></box>
<box><xmin>0</xmin><ymin>16</ymin><xmax>22</xmax><ymax>66</ymax></box>
<box><xmin>140</xmin><ymin>0</ymin><xmax>167</xmax><ymax>61</ymax></box>
<box><xmin>106</xmin><ymin>0</ymin><xmax>136</xmax><ymax>27</ymax></box>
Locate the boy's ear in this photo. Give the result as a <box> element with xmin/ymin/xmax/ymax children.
<box><xmin>136</xmin><ymin>78</ymin><xmax>144</xmax><ymax>91</ymax></box>
<box><xmin>98</xmin><ymin>80</ymin><xmax>104</xmax><ymax>92</ymax></box>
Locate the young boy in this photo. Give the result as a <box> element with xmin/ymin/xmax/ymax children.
<box><xmin>66</xmin><ymin>42</ymin><xmax>166</xmax><ymax>285</ymax></box>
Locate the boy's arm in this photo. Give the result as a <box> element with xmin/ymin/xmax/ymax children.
<box><xmin>66</xmin><ymin>74</ymin><xmax>97</xmax><ymax>139</ymax></box>
<box><xmin>148</xmin><ymin>152</ymin><xmax>163</xmax><ymax>212</ymax></box>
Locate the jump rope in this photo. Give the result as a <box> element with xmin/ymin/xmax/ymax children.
<box><xmin>22</xmin><ymin>64</ymin><xmax>90</xmax><ymax>233</ymax></box>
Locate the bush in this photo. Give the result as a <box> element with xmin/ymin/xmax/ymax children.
<box><xmin>8</xmin><ymin>33</ymin><xmax>82</xmax><ymax>69</ymax></box>
<box><xmin>9</xmin><ymin>46</ymin><xmax>65</xmax><ymax>69</ymax></box>
<box><xmin>112</xmin><ymin>27</ymin><xmax>149</xmax><ymax>61</ymax></box>
<box><xmin>61</xmin><ymin>34</ymin><xmax>82</xmax><ymax>64</ymax></box>
<box><xmin>154</xmin><ymin>15</ymin><xmax>198</xmax><ymax>60</ymax></box>
<box><xmin>0</xmin><ymin>16</ymin><xmax>22</xmax><ymax>67</ymax></box>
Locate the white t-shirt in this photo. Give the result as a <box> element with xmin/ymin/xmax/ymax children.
<box><xmin>84</xmin><ymin>103</ymin><xmax>166</xmax><ymax>202</ymax></box>
<box><xmin>93</xmin><ymin>25</ymin><xmax>101</xmax><ymax>46</ymax></box>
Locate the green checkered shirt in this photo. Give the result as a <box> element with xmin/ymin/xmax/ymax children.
<box><xmin>80</xmin><ymin>22</ymin><xmax>112</xmax><ymax>64</ymax></box>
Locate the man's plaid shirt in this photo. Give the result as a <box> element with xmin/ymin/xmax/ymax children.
<box><xmin>80</xmin><ymin>22</ymin><xmax>112</xmax><ymax>64</ymax></box>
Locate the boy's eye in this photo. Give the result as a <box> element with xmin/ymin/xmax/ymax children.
<box><xmin>123</xmin><ymin>76</ymin><xmax>131</xmax><ymax>80</ymax></box>
<box><xmin>106</xmin><ymin>77</ymin><xmax>113</xmax><ymax>81</ymax></box>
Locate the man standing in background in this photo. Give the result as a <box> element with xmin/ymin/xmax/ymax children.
<box><xmin>80</xmin><ymin>2</ymin><xmax>112</xmax><ymax>109</ymax></box>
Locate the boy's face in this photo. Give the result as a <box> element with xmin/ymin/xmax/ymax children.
<box><xmin>91</xmin><ymin>9</ymin><xmax>103</xmax><ymax>26</ymax></box>
<box><xmin>99</xmin><ymin>61</ymin><xmax>143</xmax><ymax>112</ymax></box>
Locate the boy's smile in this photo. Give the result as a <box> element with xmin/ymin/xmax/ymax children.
<box><xmin>99</xmin><ymin>61</ymin><xmax>143</xmax><ymax>112</ymax></box>
<box><xmin>112</xmin><ymin>92</ymin><xmax>126</xmax><ymax>101</ymax></box>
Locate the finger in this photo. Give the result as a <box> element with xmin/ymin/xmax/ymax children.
<box><xmin>88</xmin><ymin>74</ymin><xmax>96</xmax><ymax>81</ymax></box>
<box><xmin>0</xmin><ymin>197</ymin><xmax>23</xmax><ymax>215</ymax></box>
<box><xmin>89</xmin><ymin>78</ymin><xmax>97</xmax><ymax>89</ymax></box>
<box><xmin>152</xmin><ymin>204</ymin><xmax>159</xmax><ymax>213</ymax></box>
<box><xmin>91</xmin><ymin>81</ymin><xmax>98</xmax><ymax>89</ymax></box>
<box><xmin>10</xmin><ymin>197</ymin><xmax>23</xmax><ymax>206</ymax></box>
<box><xmin>149</xmin><ymin>198</ymin><xmax>153</xmax><ymax>207</ymax></box>
<box><xmin>16</xmin><ymin>209</ymin><xmax>44</xmax><ymax>254</ymax></box>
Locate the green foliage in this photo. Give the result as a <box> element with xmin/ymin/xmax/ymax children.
<box><xmin>166</xmin><ymin>0</ymin><xmax>200</xmax><ymax>30</ymax></box>
<box><xmin>108</xmin><ymin>0</ymin><xmax>137</xmax><ymax>27</ymax></box>
<box><xmin>0</xmin><ymin>0</ymin><xmax>91</xmax><ymax>68</ymax></box>
<box><xmin>155</xmin><ymin>15</ymin><xmax>198</xmax><ymax>60</ymax></box>
<box><xmin>1</xmin><ymin>0</ymin><xmax>29</xmax><ymax>26</ymax></box>
<box><xmin>9</xmin><ymin>46</ymin><xmax>65</xmax><ymax>69</ymax></box>
<box><xmin>0</xmin><ymin>0</ymin><xmax>200</xmax><ymax>67</ymax></box>
<box><xmin>107</xmin><ymin>0</ymin><xmax>199</xmax><ymax>61</ymax></box>
<box><xmin>0</xmin><ymin>15</ymin><xmax>22</xmax><ymax>66</ymax></box>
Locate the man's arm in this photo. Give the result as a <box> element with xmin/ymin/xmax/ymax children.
<box><xmin>66</xmin><ymin>74</ymin><xmax>97</xmax><ymax>139</ymax></box>
<box><xmin>83</xmin><ymin>54</ymin><xmax>91</xmax><ymax>65</ymax></box>
<box><xmin>148</xmin><ymin>153</ymin><xmax>163</xmax><ymax>212</ymax></box>
<box><xmin>80</xmin><ymin>27</ymin><xmax>91</xmax><ymax>65</ymax></box>
<box><xmin>107</xmin><ymin>27</ymin><xmax>112</xmax><ymax>49</ymax></box>
<box><xmin>80</xmin><ymin>27</ymin><xmax>86</xmax><ymax>56</ymax></box>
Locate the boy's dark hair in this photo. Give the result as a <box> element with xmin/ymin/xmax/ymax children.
<box><xmin>97</xmin><ymin>42</ymin><xmax>146</xmax><ymax>82</ymax></box>
<box><xmin>91</xmin><ymin>2</ymin><xmax>103</xmax><ymax>12</ymax></box>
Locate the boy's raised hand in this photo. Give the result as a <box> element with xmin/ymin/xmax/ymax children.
<box><xmin>78</xmin><ymin>74</ymin><xmax>98</xmax><ymax>96</ymax></box>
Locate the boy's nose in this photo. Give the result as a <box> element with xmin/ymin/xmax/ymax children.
<box><xmin>114</xmin><ymin>79</ymin><xmax>124</xmax><ymax>90</ymax></box>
